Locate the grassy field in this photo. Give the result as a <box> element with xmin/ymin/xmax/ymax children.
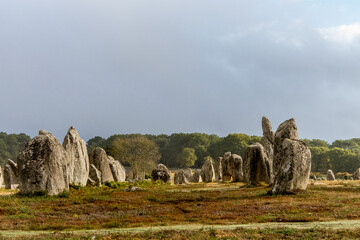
<box><xmin>1</xmin><ymin>180</ymin><xmax>360</xmax><ymax>239</ymax></box>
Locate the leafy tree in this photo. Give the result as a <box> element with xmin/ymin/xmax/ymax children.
<box><xmin>0</xmin><ymin>132</ymin><xmax>30</xmax><ymax>167</ymax></box>
<box><xmin>331</xmin><ymin>139</ymin><xmax>360</xmax><ymax>154</ymax></box>
<box><xmin>310</xmin><ymin>146</ymin><xmax>330</xmax><ymax>173</ymax></box>
<box><xmin>212</xmin><ymin>133</ymin><xmax>261</xmax><ymax>159</ymax></box>
<box><xmin>303</xmin><ymin>139</ymin><xmax>330</xmax><ymax>148</ymax></box>
<box><xmin>109</xmin><ymin>136</ymin><xmax>161</xmax><ymax>177</ymax></box>
<box><xmin>328</xmin><ymin>147</ymin><xmax>357</xmax><ymax>173</ymax></box>
<box><xmin>176</xmin><ymin>147</ymin><xmax>197</xmax><ymax>168</ymax></box>
<box><xmin>87</xmin><ymin>136</ymin><xmax>106</xmax><ymax>152</ymax></box>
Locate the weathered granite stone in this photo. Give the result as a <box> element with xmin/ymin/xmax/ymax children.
<box><xmin>214</xmin><ymin>157</ymin><xmax>223</xmax><ymax>182</ymax></box>
<box><xmin>261</xmin><ymin>117</ymin><xmax>274</xmax><ymax>143</ymax></box>
<box><xmin>201</xmin><ymin>158</ymin><xmax>215</xmax><ymax>182</ymax></box>
<box><xmin>260</xmin><ymin>116</ymin><xmax>274</xmax><ymax>183</ymax></box>
<box><xmin>4</xmin><ymin>159</ymin><xmax>19</xmax><ymax>189</ymax></box>
<box><xmin>174</xmin><ymin>170</ymin><xmax>189</xmax><ymax>184</ymax></box>
<box><xmin>184</xmin><ymin>168</ymin><xmax>193</xmax><ymax>182</ymax></box>
<box><xmin>108</xmin><ymin>157</ymin><xmax>126</xmax><ymax>182</ymax></box>
<box><xmin>230</xmin><ymin>154</ymin><xmax>243</xmax><ymax>182</ymax></box>
<box><xmin>273</xmin><ymin>118</ymin><xmax>299</xmax><ymax>177</ymax></box>
<box><xmin>353</xmin><ymin>168</ymin><xmax>360</xmax><ymax>180</ymax></box>
<box><xmin>243</xmin><ymin>143</ymin><xmax>271</xmax><ymax>185</ymax></box>
<box><xmin>0</xmin><ymin>167</ymin><xmax>3</xmax><ymax>187</ymax></box>
<box><xmin>222</xmin><ymin>152</ymin><xmax>233</xmax><ymax>181</ymax></box>
<box><xmin>191</xmin><ymin>169</ymin><xmax>202</xmax><ymax>183</ymax></box>
<box><xmin>151</xmin><ymin>164</ymin><xmax>171</xmax><ymax>183</ymax></box>
<box><xmin>89</xmin><ymin>147</ymin><xmax>114</xmax><ymax>183</ymax></box>
<box><xmin>88</xmin><ymin>164</ymin><xmax>102</xmax><ymax>187</ymax></box>
<box><xmin>63</xmin><ymin>126</ymin><xmax>89</xmax><ymax>187</ymax></box>
<box><xmin>18</xmin><ymin>130</ymin><xmax>70</xmax><ymax>196</ymax></box>
<box><xmin>128</xmin><ymin>169</ymin><xmax>145</xmax><ymax>181</ymax></box>
<box><xmin>272</xmin><ymin>119</ymin><xmax>311</xmax><ymax>194</ymax></box>
<box><xmin>326</xmin><ymin>169</ymin><xmax>335</xmax><ymax>181</ymax></box>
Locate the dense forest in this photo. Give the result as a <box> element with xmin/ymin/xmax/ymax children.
<box><xmin>89</xmin><ymin>133</ymin><xmax>360</xmax><ymax>174</ymax></box>
<box><xmin>2</xmin><ymin>131</ymin><xmax>360</xmax><ymax>174</ymax></box>
<box><xmin>0</xmin><ymin>132</ymin><xmax>31</xmax><ymax>167</ymax></box>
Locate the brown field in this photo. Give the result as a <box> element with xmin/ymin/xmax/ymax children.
<box><xmin>1</xmin><ymin>180</ymin><xmax>360</xmax><ymax>239</ymax></box>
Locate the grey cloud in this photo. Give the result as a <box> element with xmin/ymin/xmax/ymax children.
<box><xmin>0</xmin><ymin>0</ymin><xmax>359</xmax><ymax>142</ymax></box>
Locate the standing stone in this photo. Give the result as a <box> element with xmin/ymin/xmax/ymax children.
<box><xmin>191</xmin><ymin>170</ymin><xmax>203</xmax><ymax>183</ymax></box>
<box><xmin>88</xmin><ymin>164</ymin><xmax>102</xmax><ymax>187</ymax></box>
<box><xmin>230</xmin><ymin>154</ymin><xmax>243</xmax><ymax>182</ymax></box>
<box><xmin>326</xmin><ymin>169</ymin><xmax>336</xmax><ymax>181</ymax></box>
<box><xmin>0</xmin><ymin>167</ymin><xmax>3</xmax><ymax>187</ymax></box>
<box><xmin>184</xmin><ymin>168</ymin><xmax>193</xmax><ymax>182</ymax></box>
<box><xmin>200</xmin><ymin>158</ymin><xmax>215</xmax><ymax>182</ymax></box>
<box><xmin>151</xmin><ymin>164</ymin><xmax>171</xmax><ymax>183</ymax></box>
<box><xmin>260</xmin><ymin>116</ymin><xmax>274</xmax><ymax>183</ymax></box>
<box><xmin>222</xmin><ymin>152</ymin><xmax>233</xmax><ymax>181</ymax></box>
<box><xmin>174</xmin><ymin>170</ymin><xmax>189</xmax><ymax>184</ymax></box>
<box><xmin>214</xmin><ymin>157</ymin><xmax>223</xmax><ymax>182</ymax></box>
<box><xmin>18</xmin><ymin>130</ymin><xmax>70</xmax><ymax>196</ymax></box>
<box><xmin>272</xmin><ymin>119</ymin><xmax>311</xmax><ymax>194</ymax></box>
<box><xmin>353</xmin><ymin>168</ymin><xmax>360</xmax><ymax>180</ymax></box>
<box><xmin>108</xmin><ymin>157</ymin><xmax>126</xmax><ymax>182</ymax></box>
<box><xmin>63</xmin><ymin>126</ymin><xmax>89</xmax><ymax>187</ymax></box>
<box><xmin>89</xmin><ymin>147</ymin><xmax>114</xmax><ymax>183</ymax></box>
<box><xmin>4</xmin><ymin>159</ymin><xmax>19</xmax><ymax>189</ymax></box>
<box><xmin>128</xmin><ymin>169</ymin><xmax>145</xmax><ymax>181</ymax></box>
<box><xmin>243</xmin><ymin>143</ymin><xmax>271</xmax><ymax>185</ymax></box>
<box><xmin>273</xmin><ymin>118</ymin><xmax>299</xmax><ymax>176</ymax></box>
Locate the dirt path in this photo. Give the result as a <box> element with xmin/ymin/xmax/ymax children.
<box><xmin>1</xmin><ymin>219</ymin><xmax>360</xmax><ymax>238</ymax></box>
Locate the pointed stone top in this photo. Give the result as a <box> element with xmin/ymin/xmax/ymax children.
<box><xmin>65</xmin><ymin>126</ymin><xmax>78</xmax><ymax>135</ymax></box>
<box><xmin>262</xmin><ymin>116</ymin><xmax>273</xmax><ymax>135</ymax></box>
<box><xmin>39</xmin><ymin>130</ymin><xmax>51</xmax><ymax>136</ymax></box>
<box><xmin>223</xmin><ymin>152</ymin><xmax>232</xmax><ymax>159</ymax></box>
<box><xmin>275</xmin><ymin>118</ymin><xmax>299</xmax><ymax>141</ymax></box>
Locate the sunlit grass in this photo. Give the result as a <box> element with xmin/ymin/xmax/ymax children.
<box><xmin>0</xmin><ymin>180</ymin><xmax>360</xmax><ymax>231</ymax></box>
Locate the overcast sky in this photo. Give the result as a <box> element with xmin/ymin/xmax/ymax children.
<box><xmin>1</xmin><ymin>0</ymin><xmax>360</xmax><ymax>143</ymax></box>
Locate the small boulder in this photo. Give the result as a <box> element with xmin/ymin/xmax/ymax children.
<box><xmin>151</xmin><ymin>164</ymin><xmax>172</xmax><ymax>183</ymax></box>
<box><xmin>326</xmin><ymin>169</ymin><xmax>336</xmax><ymax>181</ymax></box>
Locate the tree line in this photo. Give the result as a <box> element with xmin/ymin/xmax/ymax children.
<box><xmin>2</xmin><ymin>131</ymin><xmax>360</xmax><ymax>174</ymax></box>
<box><xmin>0</xmin><ymin>132</ymin><xmax>30</xmax><ymax>167</ymax></box>
<box><xmin>87</xmin><ymin>133</ymin><xmax>260</xmax><ymax>169</ymax></box>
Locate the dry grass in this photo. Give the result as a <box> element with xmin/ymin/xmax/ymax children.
<box><xmin>6</xmin><ymin>227</ymin><xmax>360</xmax><ymax>239</ymax></box>
<box><xmin>0</xmin><ymin>180</ymin><xmax>360</xmax><ymax>232</ymax></box>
